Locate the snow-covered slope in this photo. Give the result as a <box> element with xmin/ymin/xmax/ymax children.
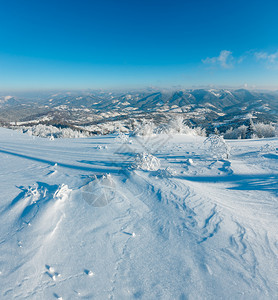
<box><xmin>0</xmin><ymin>128</ymin><xmax>277</xmax><ymax>299</ymax></box>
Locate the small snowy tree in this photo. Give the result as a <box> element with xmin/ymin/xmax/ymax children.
<box><xmin>214</xmin><ymin>127</ymin><xmax>220</xmax><ymax>135</ymax></box>
<box><xmin>133</xmin><ymin>119</ymin><xmax>155</xmax><ymax>136</ymax></box>
<box><xmin>133</xmin><ymin>152</ymin><xmax>161</xmax><ymax>171</ymax></box>
<box><xmin>238</xmin><ymin>125</ymin><xmax>247</xmax><ymax>139</ymax></box>
<box><xmin>165</xmin><ymin>116</ymin><xmax>206</xmax><ymax>136</ymax></box>
<box><xmin>168</xmin><ymin>116</ymin><xmax>185</xmax><ymax>133</ymax></box>
<box><xmin>224</xmin><ymin>127</ymin><xmax>237</xmax><ymax>139</ymax></box>
<box><xmin>115</xmin><ymin>132</ymin><xmax>130</xmax><ymax>143</ymax></box>
<box><xmin>204</xmin><ymin>134</ymin><xmax>230</xmax><ymax>159</ymax></box>
<box><xmin>246</xmin><ymin>118</ymin><xmax>255</xmax><ymax>139</ymax></box>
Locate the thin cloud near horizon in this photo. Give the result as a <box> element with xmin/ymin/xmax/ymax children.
<box><xmin>202</xmin><ymin>49</ymin><xmax>278</xmax><ymax>69</ymax></box>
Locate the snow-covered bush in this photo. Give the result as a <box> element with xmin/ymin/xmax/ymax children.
<box><xmin>253</xmin><ymin>123</ymin><xmax>276</xmax><ymax>138</ymax></box>
<box><xmin>157</xmin><ymin>116</ymin><xmax>206</xmax><ymax>136</ymax></box>
<box><xmin>260</xmin><ymin>143</ymin><xmax>277</xmax><ymax>153</ymax></box>
<box><xmin>204</xmin><ymin>134</ymin><xmax>230</xmax><ymax>159</ymax></box>
<box><xmin>96</xmin><ymin>145</ymin><xmax>108</xmax><ymax>150</ymax></box>
<box><xmin>133</xmin><ymin>152</ymin><xmax>161</xmax><ymax>171</ymax></box>
<box><xmin>194</xmin><ymin>126</ymin><xmax>207</xmax><ymax>137</ymax></box>
<box><xmin>224</xmin><ymin>125</ymin><xmax>247</xmax><ymax>139</ymax></box>
<box><xmin>17</xmin><ymin>124</ymin><xmax>91</xmax><ymax>139</ymax></box>
<box><xmin>133</xmin><ymin>120</ymin><xmax>155</xmax><ymax>136</ymax></box>
<box><xmin>153</xmin><ymin>167</ymin><xmax>177</xmax><ymax>178</ymax></box>
<box><xmin>224</xmin><ymin>123</ymin><xmax>275</xmax><ymax>139</ymax></box>
<box><xmin>114</xmin><ymin>132</ymin><xmax>130</xmax><ymax>143</ymax></box>
<box><xmin>168</xmin><ymin>116</ymin><xmax>185</xmax><ymax>133</ymax></box>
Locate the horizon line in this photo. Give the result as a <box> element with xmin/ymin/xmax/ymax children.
<box><xmin>0</xmin><ymin>85</ymin><xmax>277</xmax><ymax>94</ymax></box>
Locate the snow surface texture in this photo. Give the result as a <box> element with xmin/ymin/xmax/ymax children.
<box><xmin>0</xmin><ymin>128</ymin><xmax>278</xmax><ymax>299</ymax></box>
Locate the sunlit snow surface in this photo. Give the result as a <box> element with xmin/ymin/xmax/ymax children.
<box><xmin>0</xmin><ymin>128</ymin><xmax>277</xmax><ymax>299</ymax></box>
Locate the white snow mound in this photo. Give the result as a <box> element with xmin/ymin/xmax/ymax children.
<box><xmin>133</xmin><ymin>152</ymin><xmax>161</xmax><ymax>171</ymax></box>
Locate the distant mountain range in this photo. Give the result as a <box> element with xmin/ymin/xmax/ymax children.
<box><xmin>0</xmin><ymin>89</ymin><xmax>277</xmax><ymax>134</ymax></box>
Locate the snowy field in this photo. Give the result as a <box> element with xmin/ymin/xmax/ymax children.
<box><xmin>0</xmin><ymin>127</ymin><xmax>277</xmax><ymax>299</ymax></box>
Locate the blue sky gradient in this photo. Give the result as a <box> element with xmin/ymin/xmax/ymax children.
<box><xmin>0</xmin><ymin>0</ymin><xmax>277</xmax><ymax>90</ymax></box>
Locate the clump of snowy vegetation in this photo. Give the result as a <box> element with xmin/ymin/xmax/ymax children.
<box><xmin>224</xmin><ymin>122</ymin><xmax>276</xmax><ymax>139</ymax></box>
<box><xmin>132</xmin><ymin>116</ymin><xmax>206</xmax><ymax>137</ymax></box>
<box><xmin>253</xmin><ymin>122</ymin><xmax>276</xmax><ymax>138</ymax></box>
<box><xmin>114</xmin><ymin>132</ymin><xmax>131</xmax><ymax>143</ymax></box>
<box><xmin>17</xmin><ymin>124</ymin><xmax>91</xmax><ymax>139</ymax></box>
<box><xmin>157</xmin><ymin>116</ymin><xmax>206</xmax><ymax>136</ymax></box>
<box><xmin>204</xmin><ymin>134</ymin><xmax>231</xmax><ymax>159</ymax></box>
<box><xmin>132</xmin><ymin>119</ymin><xmax>156</xmax><ymax>136</ymax></box>
<box><xmin>83</xmin><ymin>121</ymin><xmax>130</xmax><ymax>135</ymax></box>
<box><xmin>260</xmin><ymin>143</ymin><xmax>277</xmax><ymax>153</ymax></box>
<box><xmin>165</xmin><ymin>116</ymin><xmax>206</xmax><ymax>136</ymax></box>
<box><xmin>96</xmin><ymin>145</ymin><xmax>108</xmax><ymax>150</ymax></box>
<box><xmin>133</xmin><ymin>152</ymin><xmax>161</xmax><ymax>171</ymax></box>
<box><xmin>153</xmin><ymin>167</ymin><xmax>177</xmax><ymax>178</ymax></box>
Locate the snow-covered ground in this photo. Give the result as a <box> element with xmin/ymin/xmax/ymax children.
<box><xmin>0</xmin><ymin>127</ymin><xmax>277</xmax><ymax>299</ymax></box>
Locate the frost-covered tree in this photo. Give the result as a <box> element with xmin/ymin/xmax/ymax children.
<box><xmin>246</xmin><ymin>118</ymin><xmax>255</xmax><ymax>139</ymax></box>
<box><xmin>224</xmin><ymin>122</ymin><xmax>275</xmax><ymax>140</ymax></box>
<box><xmin>238</xmin><ymin>125</ymin><xmax>247</xmax><ymax>139</ymax></box>
<box><xmin>168</xmin><ymin>116</ymin><xmax>185</xmax><ymax>133</ymax></box>
<box><xmin>254</xmin><ymin>123</ymin><xmax>275</xmax><ymax>138</ymax></box>
<box><xmin>164</xmin><ymin>116</ymin><xmax>206</xmax><ymax>136</ymax></box>
<box><xmin>18</xmin><ymin>124</ymin><xmax>91</xmax><ymax>139</ymax></box>
<box><xmin>224</xmin><ymin>125</ymin><xmax>247</xmax><ymax>139</ymax></box>
<box><xmin>114</xmin><ymin>132</ymin><xmax>130</xmax><ymax>143</ymax></box>
<box><xmin>214</xmin><ymin>127</ymin><xmax>220</xmax><ymax>135</ymax></box>
<box><xmin>133</xmin><ymin>119</ymin><xmax>155</xmax><ymax>136</ymax></box>
<box><xmin>204</xmin><ymin>134</ymin><xmax>230</xmax><ymax>159</ymax></box>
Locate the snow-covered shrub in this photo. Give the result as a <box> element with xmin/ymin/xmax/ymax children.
<box><xmin>224</xmin><ymin>125</ymin><xmax>248</xmax><ymax>139</ymax></box>
<box><xmin>260</xmin><ymin>143</ymin><xmax>277</xmax><ymax>153</ymax></box>
<box><xmin>168</xmin><ymin>116</ymin><xmax>185</xmax><ymax>133</ymax></box>
<box><xmin>133</xmin><ymin>119</ymin><xmax>155</xmax><ymax>136</ymax></box>
<box><xmin>18</xmin><ymin>124</ymin><xmax>91</xmax><ymax>139</ymax></box>
<box><xmin>214</xmin><ymin>127</ymin><xmax>220</xmax><ymax>135</ymax></box>
<box><xmin>114</xmin><ymin>132</ymin><xmax>130</xmax><ymax>143</ymax></box>
<box><xmin>204</xmin><ymin>134</ymin><xmax>230</xmax><ymax>159</ymax></box>
<box><xmin>224</xmin><ymin>123</ymin><xmax>275</xmax><ymax>139</ymax></box>
<box><xmin>186</xmin><ymin>158</ymin><xmax>194</xmax><ymax>165</ymax></box>
<box><xmin>133</xmin><ymin>152</ymin><xmax>161</xmax><ymax>171</ymax></box>
<box><xmin>194</xmin><ymin>126</ymin><xmax>207</xmax><ymax>137</ymax></box>
<box><xmin>96</xmin><ymin>145</ymin><xmax>108</xmax><ymax>150</ymax></box>
<box><xmin>253</xmin><ymin>123</ymin><xmax>275</xmax><ymax>138</ymax></box>
<box><xmin>158</xmin><ymin>116</ymin><xmax>206</xmax><ymax>136</ymax></box>
<box><xmin>153</xmin><ymin>167</ymin><xmax>177</xmax><ymax>178</ymax></box>
<box><xmin>238</xmin><ymin>125</ymin><xmax>248</xmax><ymax>139</ymax></box>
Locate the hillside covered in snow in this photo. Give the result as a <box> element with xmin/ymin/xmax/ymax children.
<box><xmin>0</xmin><ymin>128</ymin><xmax>277</xmax><ymax>299</ymax></box>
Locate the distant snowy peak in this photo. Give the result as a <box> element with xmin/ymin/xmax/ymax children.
<box><xmin>0</xmin><ymin>96</ymin><xmax>18</xmax><ymax>107</ymax></box>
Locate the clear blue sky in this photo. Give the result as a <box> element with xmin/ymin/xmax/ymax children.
<box><xmin>0</xmin><ymin>0</ymin><xmax>277</xmax><ymax>90</ymax></box>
